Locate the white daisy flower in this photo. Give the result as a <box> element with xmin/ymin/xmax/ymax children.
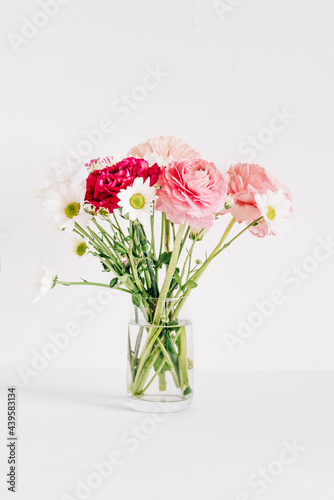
<box><xmin>39</xmin><ymin>181</ymin><xmax>91</xmax><ymax>232</ymax></box>
<box><xmin>143</xmin><ymin>152</ymin><xmax>173</xmax><ymax>168</ymax></box>
<box><xmin>72</xmin><ymin>236</ymin><xmax>89</xmax><ymax>257</ymax></box>
<box><xmin>85</xmin><ymin>155</ymin><xmax>123</xmax><ymax>172</ymax></box>
<box><xmin>47</xmin><ymin>162</ymin><xmax>86</xmax><ymax>184</ymax></box>
<box><xmin>117</xmin><ymin>177</ymin><xmax>157</xmax><ymax>225</ymax></box>
<box><xmin>33</xmin><ymin>262</ymin><xmax>58</xmax><ymax>302</ymax></box>
<box><xmin>255</xmin><ymin>189</ymin><xmax>292</xmax><ymax>236</ymax></box>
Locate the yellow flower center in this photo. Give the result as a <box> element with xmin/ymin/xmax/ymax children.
<box><xmin>76</xmin><ymin>242</ymin><xmax>88</xmax><ymax>257</ymax></box>
<box><xmin>64</xmin><ymin>202</ymin><xmax>80</xmax><ymax>219</ymax></box>
<box><xmin>267</xmin><ymin>205</ymin><xmax>276</xmax><ymax>221</ymax></box>
<box><xmin>130</xmin><ymin>194</ymin><xmax>145</xmax><ymax>210</ymax></box>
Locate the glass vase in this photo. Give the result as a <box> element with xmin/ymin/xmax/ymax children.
<box><xmin>127</xmin><ymin>297</ymin><xmax>193</xmax><ymax>413</ymax></box>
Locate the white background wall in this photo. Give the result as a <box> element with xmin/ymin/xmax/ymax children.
<box><xmin>1</xmin><ymin>0</ymin><xmax>333</xmax><ymax>374</ymax></box>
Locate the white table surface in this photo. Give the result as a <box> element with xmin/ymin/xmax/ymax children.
<box><xmin>0</xmin><ymin>369</ymin><xmax>333</xmax><ymax>500</ymax></box>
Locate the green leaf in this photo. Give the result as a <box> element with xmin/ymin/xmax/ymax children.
<box><xmin>114</xmin><ymin>242</ymin><xmax>127</xmax><ymax>255</ymax></box>
<box><xmin>156</xmin><ymin>252</ymin><xmax>172</xmax><ymax>269</ymax></box>
<box><xmin>98</xmin><ymin>252</ymin><xmax>111</xmax><ymax>259</ymax></box>
<box><xmin>167</xmin><ymin>278</ymin><xmax>179</xmax><ymax>297</ymax></box>
<box><xmin>183</xmin><ymin>280</ymin><xmax>198</xmax><ymax>290</ymax></box>
<box><xmin>132</xmin><ymin>293</ymin><xmax>142</xmax><ymax>307</ymax></box>
<box><xmin>109</xmin><ymin>278</ymin><xmax>118</xmax><ymax>288</ymax></box>
<box><xmin>183</xmin><ymin>386</ymin><xmax>192</xmax><ymax>396</ymax></box>
<box><xmin>118</xmin><ymin>274</ymin><xmax>131</xmax><ymax>284</ymax></box>
<box><xmin>174</xmin><ymin>268</ymin><xmax>182</xmax><ymax>287</ymax></box>
<box><xmin>153</xmin><ymin>352</ymin><xmax>168</xmax><ymax>373</ymax></box>
<box><xmin>165</xmin><ymin>331</ymin><xmax>180</xmax><ymax>374</ymax></box>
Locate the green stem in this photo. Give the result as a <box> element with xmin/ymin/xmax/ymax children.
<box><xmin>86</xmin><ymin>226</ymin><xmax>115</xmax><ymax>258</ymax></box>
<box><xmin>92</xmin><ymin>218</ymin><xmax>117</xmax><ymax>248</ymax></box>
<box><xmin>152</xmin><ymin>223</ymin><xmax>187</xmax><ymax>324</ymax></box>
<box><xmin>150</xmin><ymin>204</ymin><xmax>156</xmax><ymax>259</ymax></box>
<box><xmin>133</xmin><ymin>326</ymin><xmax>144</xmax><ymax>366</ymax></box>
<box><xmin>180</xmin><ymin>230</ymin><xmax>202</xmax><ymax>282</ymax></box>
<box><xmin>75</xmin><ymin>222</ymin><xmax>123</xmax><ymax>274</ymax></box>
<box><xmin>171</xmin><ymin>223</ymin><xmax>176</xmax><ymax>242</ymax></box>
<box><xmin>132</xmin><ymin>325</ymin><xmax>163</xmax><ymax>395</ymax></box>
<box><xmin>165</xmin><ymin>219</ymin><xmax>170</xmax><ymax>253</ymax></box>
<box><xmin>128</xmin><ymin>248</ymin><xmax>145</xmax><ymax>293</ymax></box>
<box><xmin>158</xmin><ymin>372</ymin><xmax>167</xmax><ymax>391</ymax></box>
<box><xmin>133</xmin><ymin>348</ymin><xmax>160</xmax><ymax>395</ymax></box>
<box><xmin>178</xmin><ymin>226</ymin><xmax>191</xmax><ymax>257</ymax></box>
<box><xmin>136</xmin><ymin>316</ymin><xmax>189</xmax><ymax>395</ymax></box>
<box><xmin>131</xmin><ymin>224</ymin><xmax>187</xmax><ymax>395</ymax></box>
<box><xmin>58</xmin><ymin>280</ymin><xmax>112</xmax><ymax>288</ymax></box>
<box><xmin>74</xmin><ymin>224</ymin><xmax>111</xmax><ymax>258</ymax></box>
<box><xmin>159</xmin><ymin>212</ymin><xmax>165</xmax><ymax>256</ymax></box>
<box><xmin>58</xmin><ymin>280</ymin><xmax>130</xmax><ymax>294</ymax></box>
<box><xmin>132</xmin><ymin>222</ymin><xmax>151</xmax><ymax>291</ymax></box>
<box><xmin>156</xmin><ymin>337</ymin><xmax>180</xmax><ymax>388</ymax></box>
<box><xmin>212</xmin><ymin>216</ymin><xmax>263</xmax><ymax>259</ymax></box>
<box><xmin>208</xmin><ymin>217</ymin><xmax>237</xmax><ymax>259</ymax></box>
<box><xmin>171</xmin><ymin>217</ymin><xmax>263</xmax><ymax>319</ymax></box>
<box><xmin>141</xmin><ymin>357</ymin><xmax>166</xmax><ymax>393</ymax></box>
<box><xmin>112</xmin><ymin>212</ymin><xmax>126</xmax><ymax>239</ymax></box>
<box><xmin>178</xmin><ymin>326</ymin><xmax>189</xmax><ymax>393</ymax></box>
<box><xmin>136</xmin><ymin>223</ymin><xmax>159</xmax><ymax>298</ymax></box>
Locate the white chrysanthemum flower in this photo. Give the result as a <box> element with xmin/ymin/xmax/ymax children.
<box><xmin>47</xmin><ymin>162</ymin><xmax>86</xmax><ymax>184</ymax></box>
<box><xmin>117</xmin><ymin>177</ymin><xmax>157</xmax><ymax>224</ymax></box>
<box><xmin>33</xmin><ymin>262</ymin><xmax>58</xmax><ymax>302</ymax></box>
<box><xmin>143</xmin><ymin>152</ymin><xmax>173</xmax><ymax>168</ymax></box>
<box><xmin>39</xmin><ymin>181</ymin><xmax>91</xmax><ymax>232</ymax></box>
<box><xmin>85</xmin><ymin>155</ymin><xmax>123</xmax><ymax>172</ymax></box>
<box><xmin>255</xmin><ymin>189</ymin><xmax>292</xmax><ymax>236</ymax></box>
<box><xmin>72</xmin><ymin>236</ymin><xmax>89</xmax><ymax>257</ymax></box>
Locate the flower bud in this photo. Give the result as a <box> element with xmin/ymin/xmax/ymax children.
<box><xmin>189</xmin><ymin>228</ymin><xmax>208</xmax><ymax>241</ymax></box>
<box><xmin>97</xmin><ymin>207</ymin><xmax>110</xmax><ymax>218</ymax></box>
<box><xmin>224</xmin><ymin>195</ymin><xmax>235</xmax><ymax>209</ymax></box>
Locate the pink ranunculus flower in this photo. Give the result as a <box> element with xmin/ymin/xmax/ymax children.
<box><xmin>156</xmin><ymin>158</ymin><xmax>227</xmax><ymax>230</ymax></box>
<box><xmin>222</xmin><ymin>163</ymin><xmax>292</xmax><ymax>237</ymax></box>
<box><xmin>128</xmin><ymin>136</ymin><xmax>200</xmax><ymax>167</ymax></box>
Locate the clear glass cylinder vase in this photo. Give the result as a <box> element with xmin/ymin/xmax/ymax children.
<box><xmin>127</xmin><ymin>297</ymin><xmax>193</xmax><ymax>413</ymax></box>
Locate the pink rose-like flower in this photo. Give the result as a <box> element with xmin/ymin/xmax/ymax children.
<box><xmin>85</xmin><ymin>157</ymin><xmax>160</xmax><ymax>213</ymax></box>
<box><xmin>156</xmin><ymin>158</ymin><xmax>227</xmax><ymax>229</ymax></box>
<box><xmin>222</xmin><ymin>163</ymin><xmax>292</xmax><ymax>237</ymax></box>
<box><xmin>128</xmin><ymin>136</ymin><xmax>200</xmax><ymax>167</ymax></box>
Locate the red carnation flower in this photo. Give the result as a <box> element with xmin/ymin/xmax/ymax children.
<box><xmin>85</xmin><ymin>157</ymin><xmax>160</xmax><ymax>213</ymax></box>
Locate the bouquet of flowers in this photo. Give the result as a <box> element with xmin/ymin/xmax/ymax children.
<box><xmin>38</xmin><ymin>136</ymin><xmax>292</xmax><ymax>407</ymax></box>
